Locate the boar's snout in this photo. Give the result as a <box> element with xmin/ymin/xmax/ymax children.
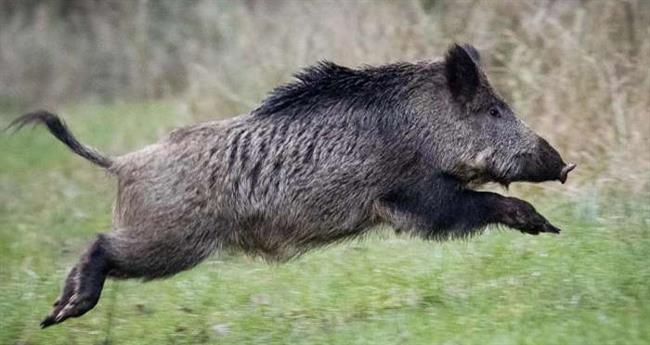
<box><xmin>514</xmin><ymin>137</ymin><xmax>575</xmax><ymax>184</ymax></box>
<box><xmin>537</xmin><ymin>137</ymin><xmax>576</xmax><ymax>184</ymax></box>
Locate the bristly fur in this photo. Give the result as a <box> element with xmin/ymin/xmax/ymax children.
<box><xmin>252</xmin><ymin>60</ymin><xmax>424</xmax><ymax>119</ymax></box>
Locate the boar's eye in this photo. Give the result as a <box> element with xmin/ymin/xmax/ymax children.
<box><xmin>488</xmin><ymin>107</ymin><xmax>501</xmax><ymax>118</ymax></box>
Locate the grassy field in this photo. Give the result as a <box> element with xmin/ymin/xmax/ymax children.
<box><xmin>1</xmin><ymin>103</ymin><xmax>648</xmax><ymax>345</ymax></box>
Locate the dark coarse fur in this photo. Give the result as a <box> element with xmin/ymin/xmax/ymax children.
<box><xmin>8</xmin><ymin>43</ymin><xmax>575</xmax><ymax>328</ymax></box>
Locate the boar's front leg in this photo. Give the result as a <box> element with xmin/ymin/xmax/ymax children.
<box><xmin>484</xmin><ymin>194</ymin><xmax>561</xmax><ymax>235</ymax></box>
<box><xmin>377</xmin><ymin>176</ymin><xmax>561</xmax><ymax>238</ymax></box>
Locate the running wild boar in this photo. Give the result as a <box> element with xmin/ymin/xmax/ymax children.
<box><xmin>9</xmin><ymin>44</ymin><xmax>575</xmax><ymax>327</ymax></box>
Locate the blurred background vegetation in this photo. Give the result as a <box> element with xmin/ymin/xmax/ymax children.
<box><xmin>0</xmin><ymin>0</ymin><xmax>648</xmax><ymax>344</ymax></box>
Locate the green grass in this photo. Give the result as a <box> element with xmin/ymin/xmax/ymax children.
<box><xmin>1</xmin><ymin>103</ymin><xmax>648</xmax><ymax>345</ymax></box>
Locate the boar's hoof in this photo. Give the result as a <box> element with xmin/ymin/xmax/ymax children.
<box><xmin>41</xmin><ymin>291</ymin><xmax>101</xmax><ymax>328</ymax></box>
<box><xmin>518</xmin><ymin>213</ymin><xmax>562</xmax><ymax>235</ymax></box>
<box><xmin>501</xmin><ymin>197</ymin><xmax>562</xmax><ymax>235</ymax></box>
<box><xmin>521</xmin><ymin>221</ymin><xmax>561</xmax><ymax>235</ymax></box>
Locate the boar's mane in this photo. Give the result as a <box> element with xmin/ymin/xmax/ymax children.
<box><xmin>252</xmin><ymin>61</ymin><xmax>428</xmax><ymax>120</ymax></box>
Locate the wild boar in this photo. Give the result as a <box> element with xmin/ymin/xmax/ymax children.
<box><xmin>9</xmin><ymin>43</ymin><xmax>575</xmax><ymax>327</ymax></box>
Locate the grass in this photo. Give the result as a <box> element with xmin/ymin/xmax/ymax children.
<box><xmin>0</xmin><ymin>103</ymin><xmax>649</xmax><ymax>345</ymax></box>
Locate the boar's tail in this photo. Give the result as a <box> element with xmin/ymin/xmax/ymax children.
<box><xmin>7</xmin><ymin>110</ymin><xmax>113</xmax><ymax>169</ymax></box>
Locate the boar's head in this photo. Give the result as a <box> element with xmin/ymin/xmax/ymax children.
<box><xmin>422</xmin><ymin>44</ymin><xmax>575</xmax><ymax>187</ymax></box>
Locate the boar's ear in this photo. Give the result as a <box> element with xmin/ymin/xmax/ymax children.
<box><xmin>444</xmin><ymin>43</ymin><xmax>481</xmax><ymax>103</ymax></box>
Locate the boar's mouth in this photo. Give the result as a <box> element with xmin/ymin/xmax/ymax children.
<box><xmin>491</xmin><ymin>138</ymin><xmax>576</xmax><ymax>186</ymax></box>
<box><xmin>447</xmin><ymin>137</ymin><xmax>576</xmax><ymax>188</ymax></box>
<box><xmin>452</xmin><ymin>161</ymin><xmax>576</xmax><ymax>189</ymax></box>
<box><xmin>486</xmin><ymin>161</ymin><xmax>576</xmax><ymax>187</ymax></box>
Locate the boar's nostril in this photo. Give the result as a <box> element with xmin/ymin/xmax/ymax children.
<box><xmin>559</xmin><ymin>163</ymin><xmax>576</xmax><ymax>184</ymax></box>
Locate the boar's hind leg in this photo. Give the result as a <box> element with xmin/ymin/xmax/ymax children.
<box><xmin>100</xmin><ymin>229</ymin><xmax>217</xmax><ymax>280</ymax></box>
<box><xmin>41</xmin><ymin>234</ymin><xmax>111</xmax><ymax>328</ymax></box>
<box><xmin>41</xmin><ymin>228</ymin><xmax>216</xmax><ymax>328</ymax></box>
